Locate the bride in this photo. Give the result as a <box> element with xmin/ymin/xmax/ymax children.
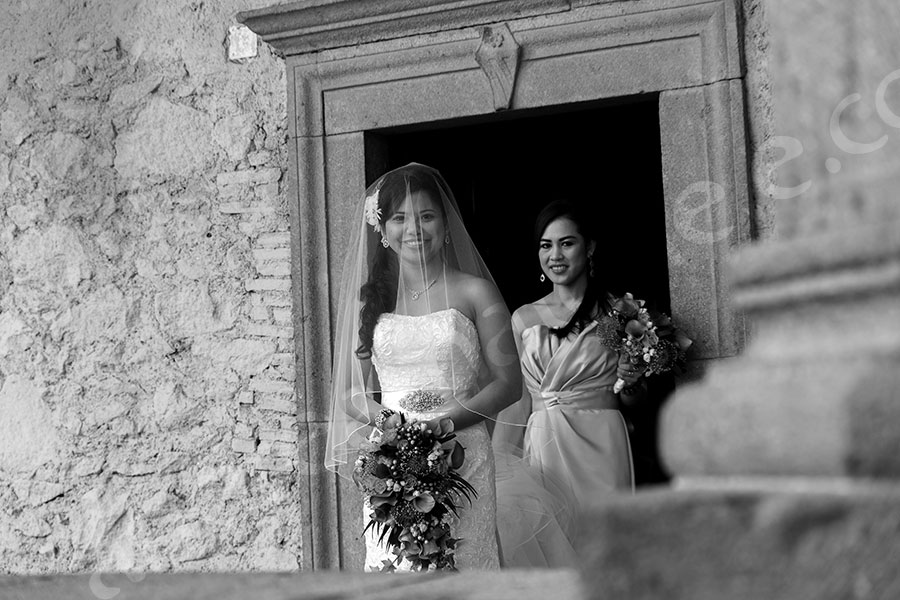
<box><xmin>325</xmin><ymin>163</ymin><xmax>521</xmax><ymax>571</ymax></box>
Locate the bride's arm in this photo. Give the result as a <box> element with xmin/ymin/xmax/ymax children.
<box><xmin>339</xmin><ymin>357</ymin><xmax>384</xmax><ymax>424</ymax></box>
<box><xmin>491</xmin><ymin>307</ymin><xmax>532</xmax><ymax>454</ymax></box>
<box><xmin>444</xmin><ymin>278</ymin><xmax>522</xmax><ymax>431</ymax></box>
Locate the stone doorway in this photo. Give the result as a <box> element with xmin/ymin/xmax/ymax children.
<box><xmin>370</xmin><ymin>96</ymin><xmax>672</xmax><ymax>485</ymax></box>
<box><xmin>241</xmin><ymin>0</ymin><xmax>752</xmax><ymax>570</ymax></box>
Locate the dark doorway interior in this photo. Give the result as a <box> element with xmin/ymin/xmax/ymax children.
<box><xmin>365</xmin><ymin>95</ymin><xmax>672</xmax><ymax>485</ymax></box>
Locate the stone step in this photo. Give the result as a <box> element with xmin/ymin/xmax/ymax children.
<box><xmin>0</xmin><ymin>569</ymin><xmax>583</xmax><ymax>600</ymax></box>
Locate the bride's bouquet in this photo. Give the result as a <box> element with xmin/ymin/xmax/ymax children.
<box><xmin>595</xmin><ymin>293</ymin><xmax>693</xmax><ymax>393</ymax></box>
<box><xmin>353</xmin><ymin>406</ymin><xmax>476</xmax><ymax>572</ymax></box>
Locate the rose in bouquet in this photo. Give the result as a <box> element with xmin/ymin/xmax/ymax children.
<box><xmin>353</xmin><ymin>407</ymin><xmax>476</xmax><ymax>572</ymax></box>
<box><xmin>595</xmin><ymin>293</ymin><xmax>692</xmax><ymax>393</ymax></box>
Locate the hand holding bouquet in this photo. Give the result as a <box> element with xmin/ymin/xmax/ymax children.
<box><xmin>353</xmin><ymin>407</ymin><xmax>476</xmax><ymax>572</ymax></box>
<box><xmin>595</xmin><ymin>293</ymin><xmax>692</xmax><ymax>394</ymax></box>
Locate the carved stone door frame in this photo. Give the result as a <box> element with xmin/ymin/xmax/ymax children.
<box><xmin>241</xmin><ymin>0</ymin><xmax>750</xmax><ymax>570</ymax></box>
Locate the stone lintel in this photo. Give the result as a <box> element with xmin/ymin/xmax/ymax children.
<box><xmin>576</xmin><ymin>484</ymin><xmax>900</xmax><ymax>600</ymax></box>
<box><xmin>237</xmin><ymin>0</ymin><xmax>570</xmax><ymax>56</ymax></box>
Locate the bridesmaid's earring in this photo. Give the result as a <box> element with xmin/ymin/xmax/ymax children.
<box><xmin>381</xmin><ymin>236</ymin><xmax>390</xmax><ymax>248</ymax></box>
<box><xmin>588</xmin><ymin>254</ymin><xmax>594</xmax><ymax>277</ymax></box>
<box><xmin>445</xmin><ymin>234</ymin><xmax>450</xmax><ymax>245</ymax></box>
<box><xmin>540</xmin><ymin>273</ymin><xmax>546</xmax><ymax>283</ymax></box>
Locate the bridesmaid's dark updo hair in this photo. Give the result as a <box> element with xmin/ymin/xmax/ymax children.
<box><xmin>534</xmin><ymin>200</ymin><xmax>610</xmax><ymax>338</ymax></box>
<box><xmin>355</xmin><ymin>165</ymin><xmax>445</xmax><ymax>359</ymax></box>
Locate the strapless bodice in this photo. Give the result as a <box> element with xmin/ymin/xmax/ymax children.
<box><xmin>372</xmin><ymin>308</ymin><xmax>482</xmax><ymax>413</ymax></box>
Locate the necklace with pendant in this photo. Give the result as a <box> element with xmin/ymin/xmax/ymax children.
<box><xmin>406</xmin><ymin>277</ymin><xmax>438</xmax><ymax>300</ymax></box>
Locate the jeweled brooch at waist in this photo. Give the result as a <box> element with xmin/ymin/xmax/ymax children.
<box><xmin>398</xmin><ymin>389</ymin><xmax>445</xmax><ymax>413</ymax></box>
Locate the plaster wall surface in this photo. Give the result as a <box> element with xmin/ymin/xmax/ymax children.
<box><xmin>0</xmin><ymin>0</ymin><xmax>304</xmax><ymax>574</ymax></box>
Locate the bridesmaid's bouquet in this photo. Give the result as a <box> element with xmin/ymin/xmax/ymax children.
<box><xmin>353</xmin><ymin>406</ymin><xmax>477</xmax><ymax>572</ymax></box>
<box><xmin>595</xmin><ymin>293</ymin><xmax>693</xmax><ymax>393</ymax></box>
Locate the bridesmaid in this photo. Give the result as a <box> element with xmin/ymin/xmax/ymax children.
<box><xmin>511</xmin><ymin>199</ymin><xmax>645</xmax><ymax>510</ymax></box>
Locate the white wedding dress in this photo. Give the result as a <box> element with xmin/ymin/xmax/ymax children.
<box><xmin>364</xmin><ymin>308</ymin><xmax>500</xmax><ymax>571</ymax></box>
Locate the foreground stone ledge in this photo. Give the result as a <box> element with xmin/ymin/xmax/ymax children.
<box><xmin>575</xmin><ymin>483</ymin><xmax>900</xmax><ymax>600</ymax></box>
<box><xmin>0</xmin><ymin>569</ymin><xmax>582</xmax><ymax>600</ymax></box>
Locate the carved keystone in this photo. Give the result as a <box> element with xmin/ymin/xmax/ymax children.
<box><xmin>475</xmin><ymin>24</ymin><xmax>520</xmax><ymax>111</ymax></box>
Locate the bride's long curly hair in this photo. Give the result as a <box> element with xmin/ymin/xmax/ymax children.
<box><xmin>534</xmin><ymin>200</ymin><xmax>610</xmax><ymax>338</ymax></box>
<box><xmin>355</xmin><ymin>166</ymin><xmax>445</xmax><ymax>359</ymax></box>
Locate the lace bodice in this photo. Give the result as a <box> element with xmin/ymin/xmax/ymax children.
<box><xmin>372</xmin><ymin>308</ymin><xmax>482</xmax><ymax>397</ymax></box>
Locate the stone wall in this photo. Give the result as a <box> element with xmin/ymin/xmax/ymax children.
<box><xmin>0</xmin><ymin>0</ymin><xmax>302</xmax><ymax>574</ymax></box>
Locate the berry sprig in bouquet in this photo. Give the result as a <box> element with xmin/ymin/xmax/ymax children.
<box><xmin>353</xmin><ymin>407</ymin><xmax>476</xmax><ymax>572</ymax></box>
<box><xmin>595</xmin><ymin>293</ymin><xmax>693</xmax><ymax>393</ymax></box>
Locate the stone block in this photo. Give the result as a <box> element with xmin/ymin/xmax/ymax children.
<box><xmin>271</xmin><ymin>353</ymin><xmax>293</xmax><ymax>366</ymax></box>
<box><xmin>32</xmin><ymin>131</ymin><xmax>90</xmax><ymax>183</ymax></box>
<box><xmin>216</xmin><ymin>167</ymin><xmax>282</xmax><ymax>189</ymax></box>
<box><xmin>252</xmin><ymin>248</ymin><xmax>291</xmax><ymax>262</ymax></box>
<box><xmin>250</xmin><ymin>456</ymin><xmax>294</xmax><ymax>472</ymax></box>
<box><xmin>256</xmin><ymin>396</ymin><xmax>296</xmax><ymax>415</ymax></box>
<box><xmin>0</xmin><ymin>376</ymin><xmax>60</xmax><ymax>475</ymax></box>
<box><xmin>249</xmin><ymin>378</ymin><xmax>293</xmax><ymax>395</ymax></box>
<box><xmin>245</xmin><ymin>278</ymin><xmax>291</xmax><ymax>292</ymax></box>
<box><xmin>270</xmin><ymin>441</ymin><xmax>297</xmax><ymax>457</ymax></box>
<box><xmin>248</xmin><ymin>150</ymin><xmax>271</xmax><ymax>166</ymax></box>
<box><xmin>114</xmin><ymin>97</ymin><xmax>215</xmax><ymax>181</ymax></box>
<box><xmin>255</xmin><ymin>232</ymin><xmax>291</xmax><ymax>247</ymax></box>
<box><xmin>218</xmin><ymin>202</ymin><xmax>250</xmax><ymax>214</ymax></box>
<box><xmin>258</xmin><ymin>429</ymin><xmax>296</xmax><ymax>443</ymax></box>
<box><xmin>249</xmin><ymin>304</ymin><xmax>270</xmax><ymax>321</ymax></box>
<box><xmin>576</xmin><ymin>484</ymin><xmax>900</xmax><ymax>600</ymax></box>
<box><xmin>234</xmin><ymin>423</ymin><xmax>256</xmax><ymax>439</ymax></box>
<box><xmin>14</xmin><ymin>514</ymin><xmax>52</xmax><ymax>538</ymax></box>
<box><xmin>0</xmin><ymin>153</ymin><xmax>9</xmax><ymax>194</ymax></box>
<box><xmin>0</xmin><ymin>94</ymin><xmax>35</xmax><ymax>146</ymax></box>
<box><xmin>227</xmin><ymin>24</ymin><xmax>258</xmax><ymax>63</ymax></box>
<box><xmin>231</xmin><ymin>438</ymin><xmax>258</xmax><ymax>454</ymax></box>
<box><xmin>261</xmin><ymin>292</ymin><xmax>292</xmax><ymax>307</ymax></box>
<box><xmin>272</xmin><ymin>308</ymin><xmax>291</xmax><ymax>324</ymax></box>
<box><xmin>8</xmin><ymin>225</ymin><xmax>92</xmax><ymax>291</ymax></box>
<box><xmin>256</xmin><ymin>261</ymin><xmax>291</xmax><ymax>277</ymax></box>
<box><xmin>256</xmin><ymin>439</ymin><xmax>274</xmax><ymax>456</ymax></box>
<box><xmin>108</xmin><ymin>75</ymin><xmax>163</xmax><ymax>109</ymax></box>
<box><xmin>11</xmin><ymin>480</ymin><xmax>66</xmax><ymax>507</ymax></box>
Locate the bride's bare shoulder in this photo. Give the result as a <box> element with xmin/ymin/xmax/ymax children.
<box><xmin>447</xmin><ymin>271</ymin><xmax>501</xmax><ymax>300</ymax></box>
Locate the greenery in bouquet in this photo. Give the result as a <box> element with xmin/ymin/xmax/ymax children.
<box><xmin>595</xmin><ymin>293</ymin><xmax>693</xmax><ymax>393</ymax></box>
<box><xmin>353</xmin><ymin>408</ymin><xmax>476</xmax><ymax>572</ymax></box>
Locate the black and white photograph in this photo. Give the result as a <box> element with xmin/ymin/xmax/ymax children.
<box><xmin>2</xmin><ymin>1</ymin><xmax>899</xmax><ymax>598</ymax></box>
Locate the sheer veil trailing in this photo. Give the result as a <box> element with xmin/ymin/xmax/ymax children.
<box><xmin>325</xmin><ymin>163</ymin><xmax>508</xmax><ymax>480</ymax></box>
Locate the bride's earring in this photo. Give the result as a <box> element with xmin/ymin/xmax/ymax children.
<box><xmin>588</xmin><ymin>253</ymin><xmax>594</xmax><ymax>277</ymax></box>
<box><xmin>445</xmin><ymin>233</ymin><xmax>450</xmax><ymax>245</ymax></box>
<box><xmin>540</xmin><ymin>273</ymin><xmax>546</xmax><ymax>282</ymax></box>
<box><xmin>381</xmin><ymin>236</ymin><xmax>389</xmax><ymax>248</ymax></box>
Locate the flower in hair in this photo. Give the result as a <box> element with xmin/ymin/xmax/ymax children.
<box><xmin>364</xmin><ymin>188</ymin><xmax>382</xmax><ymax>233</ymax></box>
